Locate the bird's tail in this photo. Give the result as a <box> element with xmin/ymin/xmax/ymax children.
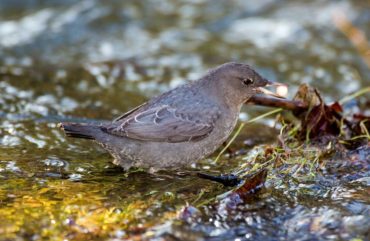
<box><xmin>58</xmin><ymin>122</ymin><xmax>101</xmax><ymax>140</ymax></box>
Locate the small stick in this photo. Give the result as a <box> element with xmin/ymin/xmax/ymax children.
<box><xmin>247</xmin><ymin>95</ymin><xmax>308</xmax><ymax>112</ymax></box>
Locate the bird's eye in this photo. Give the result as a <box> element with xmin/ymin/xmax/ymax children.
<box><xmin>242</xmin><ymin>78</ymin><xmax>254</xmax><ymax>85</ymax></box>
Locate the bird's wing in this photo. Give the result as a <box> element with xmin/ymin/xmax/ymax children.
<box><xmin>112</xmin><ymin>102</ymin><xmax>147</xmax><ymax>122</ymax></box>
<box><xmin>104</xmin><ymin>105</ymin><xmax>220</xmax><ymax>143</ymax></box>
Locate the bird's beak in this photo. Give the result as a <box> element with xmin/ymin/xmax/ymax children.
<box><xmin>257</xmin><ymin>80</ymin><xmax>288</xmax><ymax>99</ymax></box>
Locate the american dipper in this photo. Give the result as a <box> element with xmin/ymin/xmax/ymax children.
<box><xmin>60</xmin><ymin>62</ymin><xmax>281</xmax><ymax>170</ymax></box>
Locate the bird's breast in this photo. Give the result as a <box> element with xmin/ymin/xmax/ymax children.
<box><xmin>212</xmin><ymin>108</ymin><xmax>240</xmax><ymax>143</ymax></box>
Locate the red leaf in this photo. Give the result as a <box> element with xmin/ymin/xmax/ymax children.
<box><xmin>234</xmin><ymin>168</ymin><xmax>268</xmax><ymax>198</ymax></box>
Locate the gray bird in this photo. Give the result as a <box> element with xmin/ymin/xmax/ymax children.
<box><xmin>59</xmin><ymin>62</ymin><xmax>280</xmax><ymax>171</ymax></box>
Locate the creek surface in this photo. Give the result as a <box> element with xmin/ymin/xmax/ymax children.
<box><xmin>0</xmin><ymin>0</ymin><xmax>369</xmax><ymax>240</ymax></box>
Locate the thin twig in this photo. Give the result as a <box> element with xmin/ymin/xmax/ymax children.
<box><xmin>247</xmin><ymin>95</ymin><xmax>308</xmax><ymax>111</ymax></box>
<box><xmin>214</xmin><ymin>108</ymin><xmax>283</xmax><ymax>163</ymax></box>
<box><xmin>339</xmin><ymin>87</ymin><xmax>370</xmax><ymax>105</ymax></box>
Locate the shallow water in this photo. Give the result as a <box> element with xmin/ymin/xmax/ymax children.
<box><xmin>0</xmin><ymin>0</ymin><xmax>369</xmax><ymax>240</ymax></box>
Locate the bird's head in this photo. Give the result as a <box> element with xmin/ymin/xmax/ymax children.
<box><xmin>207</xmin><ymin>62</ymin><xmax>284</xmax><ymax>107</ymax></box>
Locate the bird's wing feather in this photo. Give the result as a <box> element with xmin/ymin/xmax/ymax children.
<box><xmin>113</xmin><ymin>102</ymin><xmax>147</xmax><ymax>122</ymax></box>
<box><xmin>104</xmin><ymin>105</ymin><xmax>220</xmax><ymax>143</ymax></box>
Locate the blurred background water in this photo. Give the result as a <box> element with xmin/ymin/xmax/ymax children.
<box><xmin>0</xmin><ymin>0</ymin><xmax>369</xmax><ymax>240</ymax></box>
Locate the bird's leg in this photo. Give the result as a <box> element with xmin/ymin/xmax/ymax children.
<box><xmin>197</xmin><ymin>172</ymin><xmax>242</xmax><ymax>187</ymax></box>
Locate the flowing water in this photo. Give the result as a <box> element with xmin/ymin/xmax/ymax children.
<box><xmin>0</xmin><ymin>0</ymin><xmax>369</xmax><ymax>240</ymax></box>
